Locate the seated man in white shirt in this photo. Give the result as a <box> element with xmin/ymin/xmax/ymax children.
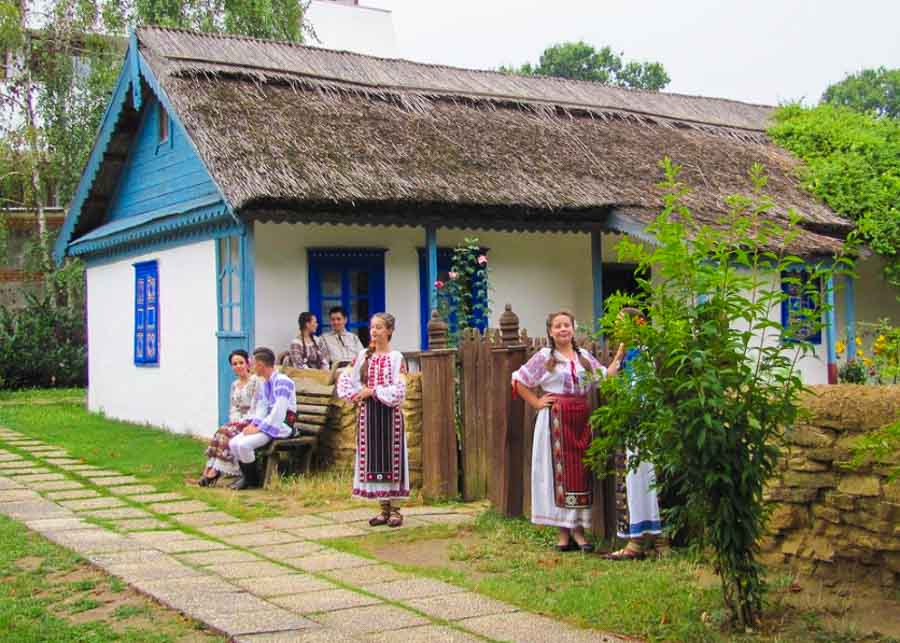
<box><xmin>320</xmin><ymin>306</ymin><xmax>365</xmax><ymax>369</ymax></box>
<box><xmin>228</xmin><ymin>347</ymin><xmax>296</xmax><ymax>490</ymax></box>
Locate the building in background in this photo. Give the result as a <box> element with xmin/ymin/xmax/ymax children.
<box><xmin>304</xmin><ymin>0</ymin><xmax>398</xmax><ymax>58</ymax></box>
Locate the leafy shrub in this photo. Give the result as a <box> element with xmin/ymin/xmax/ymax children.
<box><xmin>838</xmin><ymin>359</ymin><xmax>868</xmax><ymax>383</ymax></box>
<box><xmin>0</xmin><ymin>295</ymin><xmax>86</xmax><ymax>389</ymax></box>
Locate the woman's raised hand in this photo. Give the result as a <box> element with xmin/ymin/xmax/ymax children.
<box><xmin>607</xmin><ymin>343</ymin><xmax>626</xmax><ymax>377</ymax></box>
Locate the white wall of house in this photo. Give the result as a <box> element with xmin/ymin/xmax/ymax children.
<box><xmin>835</xmin><ymin>255</ymin><xmax>900</xmax><ymax>350</ymax></box>
<box><xmin>253</xmin><ymin>222</ymin><xmax>623</xmax><ymax>356</ymax></box>
<box><xmin>304</xmin><ymin>0</ymin><xmax>398</xmax><ymax>58</ymax></box>
<box><xmin>86</xmin><ymin>241</ymin><xmax>219</xmax><ymax>436</ymax></box>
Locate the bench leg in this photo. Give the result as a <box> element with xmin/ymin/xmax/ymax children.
<box><xmin>263</xmin><ymin>453</ymin><xmax>278</xmax><ymax>488</ymax></box>
<box><xmin>301</xmin><ymin>446</ymin><xmax>316</xmax><ymax>474</ymax></box>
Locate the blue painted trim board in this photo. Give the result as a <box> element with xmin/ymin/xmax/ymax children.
<box><xmin>426</xmin><ymin>226</ymin><xmax>438</xmax><ymax>317</ymax></box>
<box><xmin>825</xmin><ymin>275</ymin><xmax>837</xmax><ymax>384</ymax></box>
<box><xmin>845</xmin><ymin>275</ymin><xmax>856</xmax><ymax>361</ymax></box>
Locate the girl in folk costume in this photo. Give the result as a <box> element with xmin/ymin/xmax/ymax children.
<box><xmin>290</xmin><ymin>312</ymin><xmax>329</xmax><ymax>370</ymax></box>
<box><xmin>198</xmin><ymin>349</ymin><xmax>260</xmax><ymax>486</ymax></box>
<box><xmin>337</xmin><ymin>313</ymin><xmax>409</xmax><ymax>527</ymax></box>
<box><xmin>605</xmin><ymin>307</ymin><xmax>663</xmax><ymax>560</ymax></box>
<box><xmin>512</xmin><ymin>310</ymin><xmax>624</xmax><ymax>552</ymax></box>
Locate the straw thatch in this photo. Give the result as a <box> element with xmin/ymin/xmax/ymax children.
<box><xmin>133</xmin><ymin>27</ymin><xmax>850</xmax><ymax>256</ymax></box>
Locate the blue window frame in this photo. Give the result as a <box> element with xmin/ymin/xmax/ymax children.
<box><xmin>781</xmin><ymin>270</ymin><xmax>822</xmax><ymax>344</ymax></box>
<box><xmin>308</xmin><ymin>249</ymin><xmax>386</xmax><ymax>347</ymax></box>
<box><xmin>217</xmin><ymin>236</ymin><xmax>243</xmax><ymax>334</ymax></box>
<box><xmin>417</xmin><ymin>247</ymin><xmax>488</xmax><ymax>349</ymax></box>
<box><xmin>134</xmin><ymin>260</ymin><xmax>159</xmax><ymax>365</ymax></box>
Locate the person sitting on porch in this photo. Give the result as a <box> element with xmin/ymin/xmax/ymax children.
<box><xmin>337</xmin><ymin>313</ymin><xmax>409</xmax><ymax>527</ymax></box>
<box><xmin>512</xmin><ymin>310</ymin><xmax>624</xmax><ymax>553</ymax></box>
<box><xmin>604</xmin><ymin>307</ymin><xmax>664</xmax><ymax>561</ymax></box>
<box><xmin>289</xmin><ymin>312</ymin><xmax>329</xmax><ymax>370</ymax></box>
<box><xmin>228</xmin><ymin>347</ymin><xmax>297</xmax><ymax>490</ymax></box>
<box><xmin>320</xmin><ymin>306</ymin><xmax>364</xmax><ymax>369</ymax></box>
<box><xmin>197</xmin><ymin>349</ymin><xmax>261</xmax><ymax>487</ymax></box>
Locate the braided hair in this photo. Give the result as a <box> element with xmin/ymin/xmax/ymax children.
<box><xmin>544</xmin><ymin>310</ymin><xmax>592</xmax><ymax>372</ymax></box>
<box><xmin>360</xmin><ymin>312</ymin><xmax>396</xmax><ymax>386</ymax></box>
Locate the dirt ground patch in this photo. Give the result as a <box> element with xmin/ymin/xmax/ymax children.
<box><xmin>368</xmin><ymin>530</ymin><xmax>489</xmax><ymax>581</ymax></box>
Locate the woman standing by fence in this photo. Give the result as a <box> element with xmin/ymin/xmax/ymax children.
<box><xmin>337</xmin><ymin>313</ymin><xmax>409</xmax><ymax>527</ymax></box>
<box><xmin>512</xmin><ymin>310</ymin><xmax>623</xmax><ymax>551</ymax></box>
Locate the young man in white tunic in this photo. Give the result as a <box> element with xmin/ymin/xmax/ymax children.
<box><xmin>512</xmin><ymin>310</ymin><xmax>624</xmax><ymax>552</ymax></box>
<box><xmin>320</xmin><ymin>306</ymin><xmax>365</xmax><ymax>369</ymax></box>
<box><xmin>228</xmin><ymin>347</ymin><xmax>296</xmax><ymax>490</ymax></box>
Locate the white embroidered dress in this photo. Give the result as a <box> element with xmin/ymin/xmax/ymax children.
<box><xmin>337</xmin><ymin>350</ymin><xmax>409</xmax><ymax>501</ymax></box>
<box><xmin>512</xmin><ymin>347</ymin><xmax>605</xmax><ymax>529</ymax></box>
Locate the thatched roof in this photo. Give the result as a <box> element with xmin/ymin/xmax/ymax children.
<box><xmin>134</xmin><ymin>27</ymin><xmax>850</xmax><ymax>255</ymax></box>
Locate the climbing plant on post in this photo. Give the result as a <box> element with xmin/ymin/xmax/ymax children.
<box><xmin>436</xmin><ymin>237</ymin><xmax>491</xmax><ymax>346</ymax></box>
<box><xmin>587</xmin><ymin>159</ymin><xmax>853</xmax><ymax>628</ymax></box>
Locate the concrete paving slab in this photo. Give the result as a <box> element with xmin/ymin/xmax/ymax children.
<box><xmin>271</xmin><ymin>588</ymin><xmax>381</xmax><ymax>614</ymax></box>
<box><xmin>106</xmin><ymin>484</ymin><xmax>157</xmax><ymax>495</ymax></box>
<box><xmin>0</xmin><ymin>489</ymin><xmax>41</xmax><ymax>503</ymax></box>
<box><xmin>64</xmin><ymin>465</ymin><xmax>104</xmax><ymax>471</ymax></box>
<box><xmin>24</xmin><ymin>517</ymin><xmax>91</xmax><ymax>532</ymax></box>
<box><xmin>30</xmin><ymin>480</ymin><xmax>85</xmax><ymax>491</ymax></box>
<box><xmin>325</xmin><ymin>564</ymin><xmax>412</xmax><ymax>586</ymax></box>
<box><xmin>106</xmin><ymin>561</ymin><xmax>205</xmax><ymax>582</ymax></box>
<box><xmin>364</xmin><ymin>578</ymin><xmax>465</xmax><ymax>601</ymax></box>
<box><xmin>80</xmin><ymin>507</ymin><xmax>151</xmax><ymax>519</ymax></box>
<box><xmin>251</xmin><ymin>515</ymin><xmax>332</xmax><ymax>530</ymax></box>
<box><xmin>88</xmin><ymin>476</ymin><xmax>141</xmax><ymax>486</ymax></box>
<box><xmin>109</xmin><ymin>517</ymin><xmax>170</xmax><ymax>531</ymax></box>
<box><xmin>413</xmin><ymin>514</ymin><xmax>475</xmax><ymax>526</ymax></box>
<box><xmin>346</xmin><ymin>517</ymin><xmax>431</xmax><ymax>532</ymax></box>
<box><xmin>317</xmin><ymin>508</ymin><xmax>380</xmax><ymax>523</ymax></box>
<box><xmin>458</xmin><ymin>612</ymin><xmax>628</xmax><ymax>643</ymax></box>
<box><xmin>288</xmin><ymin>552</ymin><xmax>375</xmax><ymax>573</ymax></box>
<box><xmin>14</xmin><ymin>472</ymin><xmax>65</xmax><ymax>482</ymax></box>
<box><xmin>129</xmin><ymin>529</ymin><xmax>195</xmax><ymax>544</ymax></box>
<box><xmin>87</xmin><ymin>549</ymin><xmax>169</xmax><ymax>566</ymax></box>
<box><xmin>148</xmin><ymin>500</ymin><xmax>211</xmax><ymax>514</ymax></box>
<box><xmin>31</xmin><ymin>450</ymin><xmax>69</xmax><ymax>457</ymax></box>
<box><xmin>0</xmin><ymin>499</ymin><xmax>71</xmax><ymax>519</ymax></box>
<box><xmin>197</xmin><ymin>522</ymin><xmax>264</xmax><ymax>538</ymax></box>
<box><xmin>229</xmin><ymin>531</ymin><xmax>301</xmax><ymax>548</ymax></box>
<box><xmin>21</xmin><ymin>446</ymin><xmax>59</xmax><ymax>453</ymax></box>
<box><xmin>59</xmin><ymin>497</ymin><xmax>125</xmax><ymax>511</ymax></box>
<box><xmin>174</xmin><ymin>511</ymin><xmax>241</xmax><ymax>527</ymax></box>
<box><xmin>311</xmin><ymin>604</ymin><xmax>428</xmax><ymax>634</ymax></box>
<box><xmin>0</xmin><ymin>461</ymin><xmax>38</xmax><ymax>470</ymax></box>
<box><xmin>78</xmin><ymin>469</ymin><xmax>124</xmax><ymax>477</ymax></box>
<box><xmin>406</xmin><ymin>593</ymin><xmax>517</xmax><ymax>621</ymax></box>
<box><xmin>127</xmin><ymin>492</ymin><xmax>185</xmax><ymax>503</ymax></box>
<box><xmin>198</xmin><ymin>608</ymin><xmax>318</xmax><ymax>637</ymax></box>
<box><xmin>236</xmin><ymin>630</ymin><xmax>361</xmax><ymax>643</ymax></box>
<box><xmin>137</xmin><ymin>575</ymin><xmax>241</xmax><ymax>597</ymax></box>
<box><xmin>288</xmin><ymin>524</ymin><xmax>369</xmax><ymax>540</ymax></box>
<box><xmin>249</xmin><ymin>541</ymin><xmax>324</xmax><ymax>561</ymax></box>
<box><xmin>0</xmin><ymin>477</ymin><xmax>23</xmax><ymax>490</ymax></box>
<box><xmin>362</xmin><ymin>625</ymin><xmax>483</xmax><ymax>643</ymax></box>
<box><xmin>153</xmin><ymin>590</ymin><xmax>273</xmax><ymax>617</ymax></box>
<box><xmin>45</xmin><ymin>458</ymin><xmax>82</xmax><ymax>465</ymax></box>
<box><xmin>46</xmin><ymin>489</ymin><xmax>101</xmax><ymax>500</ymax></box>
<box><xmin>152</xmin><ymin>538</ymin><xmax>229</xmax><ymax>554</ymax></box>
<box><xmin>216</xmin><ymin>561</ymin><xmax>295</xmax><ymax>579</ymax></box>
<box><xmin>0</xmin><ymin>453</ymin><xmax>24</xmax><ymax>462</ymax></box>
<box><xmin>178</xmin><ymin>549</ymin><xmax>262</xmax><ymax>566</ymax></box>
<box><xmin>232</xmin><ymin>574</ymin><xmax>336</xmax><ymax>598</ymax></box>
<box><xmin>42</xmin><ymin>528</ymin><xmax>130</xmax><ymax>551</ymax></box>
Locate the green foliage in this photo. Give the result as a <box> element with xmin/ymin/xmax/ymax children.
<box><xmin>499</xmin><ymin>40</ymin><xmax>670</xmax><ymax>91</ymax></box>
<box><xmin>871</xmin><ymin>319</ymin><xmax>900</xmax><ymax>384</ymax></box>
<box><xmin>0</xmin><ymin>294</ymin><xmax>86</xmax><ymax>389</ymax></box>
<box><xmin>769</xmin><ymin>104</ymin><xmax>900</xmax><ymax>291</ymax></box>
<box><xmin>822</xmin><ymin>66</ymin><xmax>900</xmax><ymax>119</ymax></box>
<box><xmin>435</xmin><ymin>237</ymin><xmax>491</xmax><ymax>345</ymax></box>
<box><xmin>587</xmin><ymin>159</ymin><xmax>852</xmax><ymax>628</ymax></box>
<box><xmin>852</xmin><ymin>419</ymin><xmax>900</xmax><ymax>482</ymax></box>
<box><xmin>838</xmin><ymin>359</ymin><xmax>868</xmax><ymax>384</ymax></box>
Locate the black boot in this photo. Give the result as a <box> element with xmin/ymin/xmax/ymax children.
<box><xmin>229</xmin><ymin>461</ymin><xmax>256</xmax><ymax>490</ymax></box>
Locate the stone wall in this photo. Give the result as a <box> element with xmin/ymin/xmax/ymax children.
<box><xmin>760</xmin><ymin>385</ymin><xmax>900</xmax><ymax>590</ymax></box>
<box><xmin>323</xmin><ymin>373</ymin><xmax>424</xmax><ymax>489</ymax></box>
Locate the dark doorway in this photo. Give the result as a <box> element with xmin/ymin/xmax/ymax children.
<box><xmin>603</xmin><ymin>263</ymin><xmax>641</xmax><ymax>298</ymax></box>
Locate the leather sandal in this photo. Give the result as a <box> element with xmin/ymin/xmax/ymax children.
<box><xmin>555</xmin><ymin>541</ymin><xmax>578</xmax><ymax>552</ymax></box>
<box><xmin>602</xmin><ymin>546</ymin><xmax>645</xmax><ymax>561</ymax></box>
<box><xmin>198</xmin><ymin>472</ymin><xmax>219</xmax><ymax>487</ymax></box>
<box><xmin>369</xmin><ymin>508</ymin><xmax>391</xmax><ymax>527</ymax></box>
<box><xmin>387</xmin><ymin>509</ymin><xmax>403</xmax><ymax>528</ymax></box>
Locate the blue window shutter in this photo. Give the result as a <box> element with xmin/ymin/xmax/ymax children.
<box><xmin>781</xmin><ymin>270</ymin><xmax>822</xmax><ymax>345</ymax></box>
<box><xmin>134</xmin><ymin>260</ymin><xmax>160</xmax><ymax>365</ymax></box>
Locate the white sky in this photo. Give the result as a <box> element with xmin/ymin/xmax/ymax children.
<box><xmin>361</xmin><ymin>0</ymin><xmax>900</xmax><ymax>106</ymax></box>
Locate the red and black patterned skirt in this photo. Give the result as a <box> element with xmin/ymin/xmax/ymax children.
<box><xmin>204</xmin><ymin>422</ymin><xmax>246</xmax><ymax>463</ymax></box>
<box><xmin>549</xmin><ymin>394</ymin><xmax>593</xmax><ymax>509</ymax></box>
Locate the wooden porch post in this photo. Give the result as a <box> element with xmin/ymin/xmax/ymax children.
<box><xmin>420</xmin><ymin>310</ymin><xmax>458</xmax><ymax>499</ymax></box>
<box><xmin>825</xmin><ymin>275</ymin><xmax>838</xmax><ymax>384</ymax></box>
<box><xmin>426</xmin><ymin>225</ymin><xmax>438</xmax><ymax>345</ymax></box>
<box><xmin>591</xmin><ymin>230</ymin><xmax>604</xmax><ymax>330</ymax></box>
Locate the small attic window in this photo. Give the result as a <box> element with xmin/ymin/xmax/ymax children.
<box><xmin>158</xmin><ymin>104</ymin><xmax>169</xmax><ymax>144</ymax></box>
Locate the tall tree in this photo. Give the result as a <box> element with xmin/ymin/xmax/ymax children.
<box><xmin>821</xmin><ymin>66</ymin><xmax>900</xmax><ymax>119</ymax></box>
<box><xmin>500</xmin><ymin>41</ymin><xmax>671</xmax><ymax>91</ymax></box>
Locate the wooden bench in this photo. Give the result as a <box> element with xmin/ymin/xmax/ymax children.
<box><xmin>259</xmin><ymin>435</ymin><xmax>319</xmax><ymax>487</ymax></box>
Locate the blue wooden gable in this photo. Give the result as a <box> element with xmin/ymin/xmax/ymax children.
<box><xmin>54</xmin><ymin>32</ymin><xmax>236</xmax><ymax>265</ymax></box>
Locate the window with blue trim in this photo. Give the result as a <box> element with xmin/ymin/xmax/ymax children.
<box><xmin>308</xmin><ymin>249</ymin><xmax>386</xmax><ymax>347</ymax></box>
<box><xmin>217</xmin><ymin>236</ymin><xmax>242</xmax><ymax>334</ymax></box>
<box><xmin>134</xmin><ymin>260</ymin><xmax>159</xmax><ymax>365</ymax></box>
<box><xmin>781</xmin><ymin>270</ymin><xmax>822</xmax><ymax>344</ymax></box>
<box><xmin>417</xmin><ymin>248</ymin><xmax>488</xmax><ymax>349</ymax></box>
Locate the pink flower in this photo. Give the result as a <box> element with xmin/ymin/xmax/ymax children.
<box><xmin>434</xmin><ymin>280</ymin><xmax>444</xmax><ymax>289</ymax></box>
<box><xmin>477</xmin><ymin>255</ymin><xmax>488</xmax><ymax>265</ymax></box>
<box><xmin>448</xmin><ymin>271</ymin><xmax>458</xmax><ymax>280</ymax></box>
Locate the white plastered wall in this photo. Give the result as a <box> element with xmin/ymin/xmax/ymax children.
<box><xmin>253</xmin><ymin>222</ymin><xmax>624</xmax><ymax>355</ymax></box>
<box><xmin>86</xmin><ymin>240</ymin><xmax>219</xmax><ymax>436</ymax></box>
<box><xmin>835</xmin><ymin>254</ymin><xmax>900</xmax><ymax>352</ymax></box>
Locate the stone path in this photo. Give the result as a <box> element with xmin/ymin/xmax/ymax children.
<box><xmin>0</xmin><ymin>427</ymin><xmax>625</xmax><ymax>642</ymax></box>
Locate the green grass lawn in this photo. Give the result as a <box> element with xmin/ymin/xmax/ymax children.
<box><xmin>0</xmin><ymin>514</ymin><xmax>223</xmax><ymax>642</ymax></box>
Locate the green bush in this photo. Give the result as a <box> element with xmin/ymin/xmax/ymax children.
<box><xmin>0</xmin><ymin>295</ymin><xmax>86</xmax><ymax>389</ymax></box>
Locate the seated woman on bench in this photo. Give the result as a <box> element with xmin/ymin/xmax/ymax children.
<box><xmin>198</xmin><ymin>349</ymin><xmax>260</xmax><ymax>487</ymax></box>
<box><xmin>228</xmin><ymin>347</ymin><xmax>297</xmax><ymax>490</ymax></box>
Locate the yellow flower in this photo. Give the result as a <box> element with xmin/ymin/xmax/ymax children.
<box><xmin>835</xmin><ymin>340</ymin><xmax>845</xmax><ymax>356</ymax></box>
<box><xmin>855</xmin><ymin>336</ymin><xmax>863</xmax><ymax>347</ymax></box>
<box><xmin>863</xmin><ymin>357</ymin><xmax>873</xmax><ymax>367</ymax></box>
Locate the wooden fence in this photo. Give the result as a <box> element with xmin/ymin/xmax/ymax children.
<box><xmin>419</xmin><ymin>304</ymin><xmax>618</xmax><ymax>539</ymax></box>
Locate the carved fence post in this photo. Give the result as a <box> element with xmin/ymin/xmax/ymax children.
<box><xmin>420</xmin><ymin>310</ymin><xmax>458</xmax><ymax>500</ymax></box>
<box><xmin>488</xmin><ymin>304</ymin><xmax>527</xmax><ymax>517</ymax></box>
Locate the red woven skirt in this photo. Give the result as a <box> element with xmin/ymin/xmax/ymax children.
<box><xmin>549</xmin><ymin>394</ymin><xmax>593</xmax><ymax>509</ymax></box>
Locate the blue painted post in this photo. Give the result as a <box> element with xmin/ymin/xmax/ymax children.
<box><xmin>591</xmin><ymin>230</ymin><xmax>603</xmax><ymax>331</ymax></box>
<box><xmin>426</xmin><ymin>224</ymin><xmax>438</xmax><ymax>315</ymax></box>
<box><xmin>845</xmin><ymin>275</ymin><xmax>856</xmax><ymax>362</ymax></box>
<box><xmin>825</xmin><ymin>275</ymin><xmax>837</xmax><ymax>384</ymax></box>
